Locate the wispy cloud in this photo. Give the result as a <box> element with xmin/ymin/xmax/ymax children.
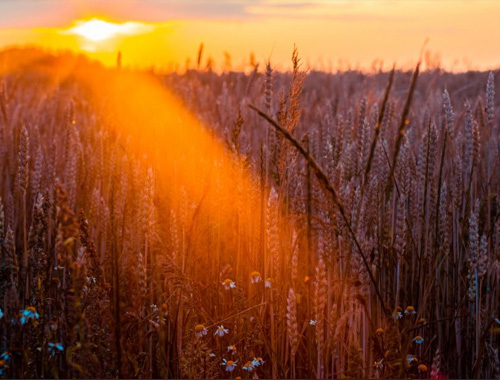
<box><xmin>244</xmin><ymin>0</ymin><xmax>394</xmax><ymax>21</ymax></box>
<box><xmin>138</xmin><ymin>0</ymin><xmax>390</xmax><ymax>22</ymax></box>
<box><xmin>0</xmin><ymin>0</ymin><xmax>493</xmax><ymax>30</ymax></box>
<box><xmin>0</xmin><ymin>0</ymin><xmax>385</xmax><ymax>27</ymax></box>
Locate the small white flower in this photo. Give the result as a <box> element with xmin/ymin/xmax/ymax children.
<box><xmin>86</xmin><ymin>276</ymin><xmax>97</xmax><ymax>284</ymax></box>
<box><xmin>209</xmin><ymin>353</ymin><xmax>216</xmax><ymax>358</ymax></box>
<box><xmin>309</xmin><ymin>319</ymin><xmax>317</xmax><ymax>326</ymax></box>
<box><xmin>222</xmin><ymin>279</ymin><xmax>236</xmax><ymax>290</ymax></box>
<box><xmin>195</xmin><ymin>324</ymin><xmax>208</xmax><ymax>337</ymax></box>
<box><xmin>243</xmin><ymin>361</ymin><xmax>254</xmax><ymax>371</ymax></box>
<box><xmin>221</xmin><ymin>359</ymin><xmax>237</xmax><ymax>372</ymax></box>
<box><xmin>214</xmin><ymin>325</ymin><xmax>229</xmax><ymax>337</ymax></box>
<box><xmin>404</xmin><ymin>306</ymin><xmax>416</xmax><ymax>315</ymax></box>
<box><xmin>227</xmin><ymin>345</ymin><xmax>237</xmax><ymax>354</ymax></box>
<box><xmin>392</xmin><ymin>310</ymin><xmax>403</xmax><ymax>320</ymax></box>
<box><xmin>252</xmin><ymin>357</ymin><xmax>265</xmax><ymax>367</ymax></box>
<box><xmin>265</xmin><ymin>278</ymin><xmax>272</xmax><ymax>288</ymax></box>
<box><xmin>374</xmin><ymin>359</ymin><xmax>384</xmax><ymax>370</ymax></box>
<box><xmin>250</xmin><ymin>271</ymin><xmax>261</xmax><ymax>284</ymax></box>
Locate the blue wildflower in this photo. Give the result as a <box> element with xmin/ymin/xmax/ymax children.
<box><xmin>48</xmin><ymin>343</ymin><xmax>64</xmax><ymax>357</ymax></box>
<box><xmin>252</xmin><ymin>357</ymin><xmax>265</xmax><ymax>367</ymax></box>
<box><xmin>407</xmin><ymin>355</ymin><xmax>418</xmax><ymax>363</ymax></box>
<box><xmin>20</xmin><ymin>306</ymin><xmax>39</xmax><ymax>324</ymax></box>
<box><xmin>413</xmin><ymin>335</ymin><xmax>424</xmax><ymax>344</ymax></box>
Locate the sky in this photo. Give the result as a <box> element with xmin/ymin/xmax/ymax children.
<box><xmin>0</xmin><ymin>0</ymin><xmax>499</xmax><ymax>72</ymax></box>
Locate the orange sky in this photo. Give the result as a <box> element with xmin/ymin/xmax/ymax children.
<box><xmin>0</xmin><ymin>0</ymin><xmax>499</xmax><ymax>72</ymax></box>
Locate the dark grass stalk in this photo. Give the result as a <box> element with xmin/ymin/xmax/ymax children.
<box><xmin>385</xmin><ymin>62</ymin><xmax>421</xmax><ymax>200</ymax></box>
<box><xmin>259</xmin><ymin>144</ymin><xmax>266</xmax><ymax>269</ymax></box>
<box><xmin>463</xmin><ymin>161</ymin><xmax>477</xmax><ymax>227</ymax></box>
<box><xmin>355</xmin><ymin>66</ymin><xmax>395</xmax><ymax>233</ymax></box>
<box><xmin>22</xmin><ymin>190</ymin><xmax>28</xmax><ymax>300</ymax></box>
<box><xmin>379</xmin><ymin>142</ymin><xmax>419</xmax><ymax>256</ymax></box>
<box><xmin>304</xmin><ymin>135</ymin><xmax>314</xmax><ymax>377</ymax></box>
<box><xmin>433</xmin><ymin>120</ymin><xmax>449</xmax><ymax>339</ymax></box>
<box><xmin>18</xmin><ymin>124</ymin><xmax>30</xmax><ymax>303</ymax></box>
<box><xmin>472</xmin><ymin>317</ymin><xmax>496</xmax><ymax>378</ymax></box>
<box><xmin>196</xmin><ymin>43</ymin><xmax>204</xmax><ymax>70</ymax></box>
<box><xmin>0</xmin><ymin>83</ymin><xmax>8</xmax><ymax>126</ymax></box>
<box><xmin>111</xmin><ymin>207</ymin><xmax>122</xmax><ymax>378</ymax></box>
<box><xmin>363</xmin><ymin>66</ymin><xmax>396</xmax><ymax>185</ymax></box>
<box><xmin>434</xmin><ymin>120</ymin><xmax>449</xmax><ymax>251</ymax></box>
<box><xmin>305</xmin><ymin>135</ymin><xmax>313</xmax><ymax>277</ymax></box>
<box><xmin>417</xmin><ymin>121</ymin><xmax>432</xmax><ymax>308</ymax></box>
<box><xmin>249</xmin><ymin>104</ymin><xmax>389</xmax><ymax>316</ymax></box>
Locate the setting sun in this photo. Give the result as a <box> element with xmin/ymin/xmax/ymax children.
<box><xmin>64</xmin><ymin>18</ymin><xmax>151</xmax><ymax>42</ymax></box>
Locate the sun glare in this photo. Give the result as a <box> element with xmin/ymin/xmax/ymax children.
<box><xmin>69</xmin><ymin>19</ymin><xmax>121</xmax><ymax>41</ymax></box>
<box><xmin>65</xmin><ymin>18</ymin><xmax>152</xmax><ymax>42</ymax></box>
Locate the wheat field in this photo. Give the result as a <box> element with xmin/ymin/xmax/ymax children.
<box><xmin>0</xmin><ymin>46</ymin><xmax>499</xmax><ymax>379</ymax></box>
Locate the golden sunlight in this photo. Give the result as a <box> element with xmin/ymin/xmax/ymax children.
<box><xmin>63</xmin><ymin>18</ymin><xmax>152</xmax><ymax>42</ymax></box>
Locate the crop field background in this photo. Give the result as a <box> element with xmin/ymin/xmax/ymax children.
<box><xmin>0</xmin><ymin>44</ymin><xmax>498</xmax><ymax>379</ymax></box>
<box><xmin>1</xmin><ymin>1</ymin><xmax>500</xmax><ymax>377</ymax></box>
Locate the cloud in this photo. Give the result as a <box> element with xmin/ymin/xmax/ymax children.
<box><xmin>0</xmin><ymin>0</ymin><xmax>396</xmax><ymax>27</ymax></box>
<box><xmin>244</xmin><ymin>0</ymin><xmax>395</xmax><ymax>21</ymax></box>
<box><xmin>141</xmin><ymin>0</ymin><xmax>375</xmax><ymax>21</ymax></box>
